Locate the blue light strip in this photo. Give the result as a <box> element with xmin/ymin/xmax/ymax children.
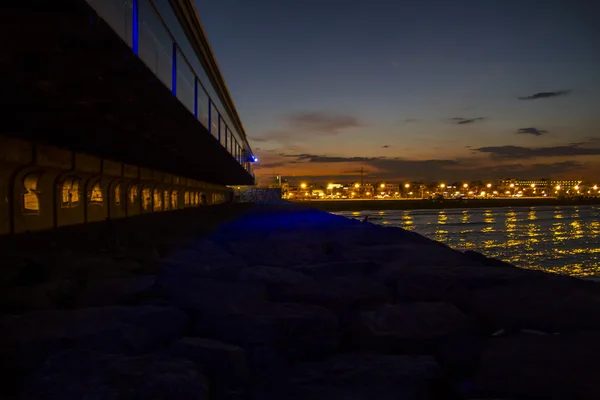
<box><xmin>172</xmin><ymin>43</ymin><xmax>177</xmax><ymax>95</ymax></box>
<box><xmin>132</xmin><ymin>0</ymin><xmax>139</xmax><ymax>55</ymax></box>
<box><xmin>208</xmin><ymin>100</ymin><xmax>212</xmax><ymax>134</ymax></box>
<box><xmin>194</xmin><ymin>78</ymin><xmax>198</xmax><ymax>119</ymax></box>
<box><xmin>218</xmin><ymin>115</ymin><xmax>221</xmax><ymax>142</ymax></box>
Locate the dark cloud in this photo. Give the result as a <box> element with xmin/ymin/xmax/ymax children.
<box><xmin>287</xmin><ymin>112</ymin><xmax>362</xmax><ymax>134</ymax></box>
<box><xmin>382</xmin><ymin>145</ymin><xmax>390</xmax><ymax>148</ymax></box>
<box><xmin>250</xmin><ymin>136</ymin><xmax>269</xmax><ymax>143</ymax></box>
<box><xmin>474</xmin><ymin>143</ymin><xmax>600</xmax><ymax>160</ymax></box>
<box><xmin>451</xmin><ymin>117</ymin><xmax>486</xmax><ymax>125</ymax></box>
<box><xmin>516</xmin><ymin>127</ymin><xmax>548</xmax><ymax>136</ymax></box>
<box><xmin>281</xmin><ymin>153</ymin><xmax>383</xmax><ymax>163</ymax></box>
<box><xmin>518</xmin><ymin>90</ymin><xmax>571</xmax><ymax>100</ymax></box>
<box><xmin>258</xmin><ymin>162</ymin><xmax>288</xmax><ymax>168</ymax></box>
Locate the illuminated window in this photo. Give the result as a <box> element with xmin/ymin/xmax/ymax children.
<box><xmin>142</xmin><ymin>188</ymin><xmax>151</xmax><ymax>210</ymax></box>
<box><xmin>195</xmin><ymin>192</ymin><xmax>199</xmax><ymax>205</ymax></box>
<box><xmin>163</xmin><ymin>190</ymin><xmax>169</xmax><ymax>210</ymax></box>
<box><xmin>171</xmin><ymin>190</ymin><xmax>178</xmax><ymax>209</ymax></box>
<box><xmin>61</xmin><ymin>177</ymin><xmax>81</xmax><ymax>208</ymax></box>
<box><xmin>128</xmin><ymin>185</ymin><xmax>139</xmax><ymax>204</ymax></box>
<box><xmin>153</xmin><ymin>189</ymin><xmax>162</xmax><ymax>211</ymax></box>
<box><xmin>23</xmin><ymin>173</ymin><xmax>41</xmax><ymax>215</ymax></box>
<box><xmin>89</xmin><ymin>182</ymin><xmax>103</xmax><ymax>204</ymax></box>
<box><xmin>184</xmin><ymin>191</ymin><xmax>190</xmax><ymax>206</ymax></box>
<box><xmin>114</xmin><ymin>184</ymin><xmax>121</xmax><ymax>206</ymax></box>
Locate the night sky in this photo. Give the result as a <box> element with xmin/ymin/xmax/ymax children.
<box><xmin>196</xmin><ymin>0</ymin><xmax>600</xmax><ymax>183</ymax></box>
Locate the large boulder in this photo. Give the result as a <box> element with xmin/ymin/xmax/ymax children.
<box><xmin>237</xmin><ymin>265</ymin><xmax>311</xmax><ymax>286</ymax></box>
<box><xmin>168</xmin><ymin>337</ymin><xmax>249</xmax><ymax>398</ymax></box>
<box><xmin>270</xmin><ymin>277</ymin><xmax>390</xmax><ymax>311</ymax></box>
<box><xmin>462</xmin><ymin>250</ymin><xmax>515</xmax><ymax>268</ymax></box>
<box><xmin>156</xmin><ymin>275</ymin><xmax>267</xmax><ymax>314</ymax></box>
<box><xmin>157</xmin><ymin>241</ymin><xmax>247</xmax><ymax>282</ymax></box>
<box><xmin>350</xmin><ymin>302</ymin><xmax>481</xmax><ymax>379</ymax></box>
<box><xmin>0</xmin><ymin>306</ymin><xmax>188</xmax><ymax>376</ymax></box>
<box><xmin>223</xmin><ymin>232</ymin><xmax>353</xmax><ymax>268</ymax></box>
<box><xmin>75</xmin><ymin>275</ymin><xmax>156</xmax><ymax>307</ymax></box>
<box><xmin>349</xmin><ymin>243</ymin><xmax>479</xmax><ymax>266</ymax></box>
<box><xmin>194</xmin><ymin>302</ymin><xmax>339</xmax><ymax>363</ymax></box>
<box><xmin>22</xmin><ymin>350</ymin><xmax>208</xmax><ymax>400</ymax></box>
<box><xmin>294</xmin><ymin>261</ymin><xmax>382</xmax><ymax>280</ymax></box>
<box><xmin>0</xmin><ymin>279</ymin><xmax>76</xmax><ymax>313</ymax></box>
<box><xmin>466</xmin><ymin>277</ymin><xmax>600</xmax><ymax>332</ymax></box>
<box><xmin>469</xmin><ymin>332</ymin><xmax>600</xmax><ymax>400</ymax></box>
<box><xmin>258</xmin><ymin>353</ymin><xmax>456</xmax><ymax>400</ymax></box>
<box><xmin>380</xmin><ymin>264</ymin><xmax>543</xmax><ymax>304</ymax></box>
<box><xmin>351</xmin><ymin>302</ymin><xmax>471</xmax><ymax>353</ymax></box>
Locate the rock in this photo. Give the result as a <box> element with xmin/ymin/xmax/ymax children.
<box><xmin>467</xmin><ymin>277</ymin><xmax>600</xmax><ymax>332</ymax></box>
<box><xmin>381</xmin><ymin>264</ymin><xmax>541</xmax><ymax>303</ymax></box>
<box><xmin>351</xmin><ymin>243</ymin><xmax>479</xmax><ymax>266</ymax></box>
<box><xmin>351</xmin><ymin>302</ymin><xmax>471</xmax><ymax>353</ymax></box>
<box><xmin>295</xmin><ymin>260</ymin><xmax>382</xmax><ymax>280</ymax></box>
<box><xmin>168</xmin><ymin>338</ymin><xmax>249</xmax><ymax>397</ymax></box>
<box><xmin>22</xmin><ymin>350</ymin><xmax>208</xmax><ymax>400</ymax></box>
<box><xmin>0</xmin><ymin>279</ymin><xmax>76</xmax><ymax>313</ymax></box>
<box><xmin>168</xmin><ymin>240</ymin><xmax>246</xmax><ymax>270</ymax></box>
<box><xmin>224</xmin><ymin>234</ymin><xmax>352</xmax><ymax>268</ymax></box>
<box><xmin>260</xmin><ymin>353</ymin><xmax>456</xmax><ymax>400</ymax></box>
<box><xmin>463</xmin><ymin>250</ymin><xmax>515</xmax><ymax>268</ymax></box>
<box><xmin>75</xmin><ymin>275</ymin><xmax>156</xmax><ymax>307</ymax></box>
<box><xmin>469</xmin><ymin>332</ymin><xmax>600</xmax><ymax>400</ymax></box>
<box><xmin>270</xmin><ymin>277</ymin><xmax>390</xmax><ymax>311</ymax></box>
<box><xmin>62</xmin><ymin>255</ymin><xmax>144</xmax><ymax>280</ymax></box>
<box><xmin>194</xmin><ymin>302</ymin><xmax>339</xmax><ymax>363</ymax></box>
<box><xmin>0</xmin><ymin>306</ymin><xmax>188</xmax><ymax>376</ymax></box>
<box><xmin>156</xmin><ymin>275</ymin><xmax>267</xmax><ymax>313</ymax></box>
<box><xmin>350</xmin><ymin>302</ymin><xmax>482</xmax><ymax>379</ymax></box>
<box><xmin>237</xmin><ymin>265</ymin><xmax>311</xmax><ymax>286</ymax></box>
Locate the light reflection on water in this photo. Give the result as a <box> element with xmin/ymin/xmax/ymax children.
<box><xmin>335</xmin><ymin>205</ymin><xmax>600</xmax><ymax>277</ymax></box>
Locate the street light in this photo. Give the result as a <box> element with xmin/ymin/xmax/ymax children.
<box><xmin>574</xmin><ymin>185</ymin><xmax>580</xmax><ymax>190</ymax></box>
<box><xmin>380</xmin><ymin>183</ymin><xmax>386</xmax><ymax>189</ymax></box>
<box><xmin>405</xmin><ymin>183</ymin><xmax>410</xmax><ymax>189</ymax></box>
<box><xmin>354</xmin><ymin>183</ymin><xmax>360</xmax><ymax>188</ymax></box>
<box><xmin>531</xmin><ymin>184</ymin><xmax>536</xmax><ymax>188</ymax></box>
<box><xmin>463</xmin><ymin>183</ymin><xmax>469</xmax><ymax>188</ymax></box>
<box><xmin>487</xmin><ymin>183</ymin><xmax>493</xmax><ymax>188</ymax></box>
<box><xmin>300</xmin><ymin>183</ymin><xmax>307</xmax><ymax>189</ymax></box>
<box><xmin>440</xmin><ymin>183</ymin><xmax>446</xmax><ymax>189</ymax></box>
<box><xmin>510</xmin><ymin>183</ymin><xmax>515</xmax><ymax>188</ymax></box>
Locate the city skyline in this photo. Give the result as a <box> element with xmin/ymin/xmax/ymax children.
<box><xmin>196</xmin><ymin>0</ymin><xmax>600</xmax><ymax>181</ymax></box>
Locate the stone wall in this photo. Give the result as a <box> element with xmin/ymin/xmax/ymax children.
<box><xmin>239</xmin><ymin>188</ymin><xmax>282</xmax><ymax>203</ymax></box>
<box><xmin>0</xmin><ymin>136</ymin><xmax>232</xmax><ymax>235</ymax></box>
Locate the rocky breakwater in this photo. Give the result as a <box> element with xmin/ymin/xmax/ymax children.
<box><xmin>2</xmin><ymin>204</ymin><xmax>600</xmax><ymax>399</ymax></box>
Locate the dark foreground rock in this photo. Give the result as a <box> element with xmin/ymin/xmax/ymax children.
<box><xmin>22</xmin><ymin>350</ymin><xmax>208</xmax><ymax>400</ymax></box>
<box><xmin>0</xmin><ymin>306</ymin><xmax>188</xmax><ymax>375</ymax></box>
<box><xmin>350</xmin><ymin>302</ymin><xmax>471</xmax><ymax>353</ymax></box>
<box><xmin>270</xmin><ymin>277</ymin><xmax>390</xmax><ymax>311</ymax></box>
<box><xmin>256</xmin><ymin>353</ymin><xmax>458</xmax><ymax>400</ymax></box>
<box><xmin>467</xmin><ymin>277</ymin><xmax>600</xmax><ymax>332</ymax></box>
<box><xmin>168</xmin><ymin>337</ymin><xmax>249</xmax><ymax>399</ymax></box>
<box><xmin>469</xmin><ymin>332</ymin><xmax>600</xmax><ymax>400</ymax></box>
<box><xmin>194</xmin><ymin>302</ymin><xmax>339</xmax><ymax>363</ymax></box>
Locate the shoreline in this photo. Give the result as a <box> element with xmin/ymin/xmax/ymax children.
<box><xmin>295</xmin><ymin>197</ymin><xmax>600</xmax><ymax>212</ymax></box>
